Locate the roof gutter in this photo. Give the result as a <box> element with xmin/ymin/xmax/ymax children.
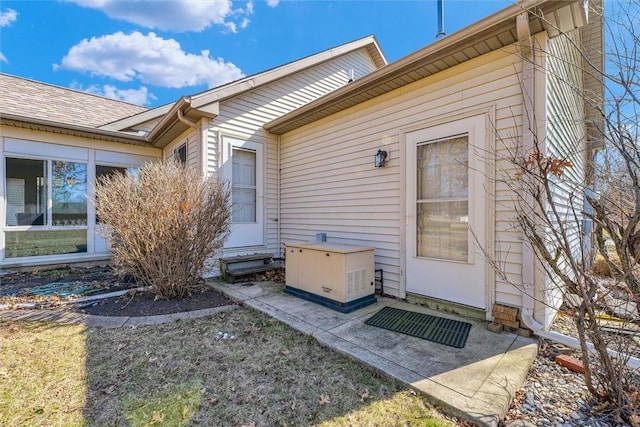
<box><xmin>145</xmin><ymin>96</ymin><xmax>217</xmax><ymax>148</ymax></box>
<box><xmin>145</xmin><ymin>97</ymin><xmax>191</xmax><ymax>143</ymax></box>
<box><xmin>191</xmin><ymin>36</ymin><xmax>386</xmax><ymax>108</ymax></box>
<box><xmin>265</xmin><ymin>0</ymin><xmax>544</xmax><ymax>134</ymax></box>
<box><xmin>0</xmin><ymin>113</ymin><xmax>151</xmax><ymax>146</ymax></box>
<box><xmin>4</xmin><ymin>96</ymin><xmax>213</xmax><ymax>149</ymax></box>
<box><xmin>515</xmin><ymin>11</ymin><xmax>640</xmax><ymax>370</ymax></box>
<box><xmin>265</xmin><ymin>0</ymin><xmax>588</xmax><ymax>135</ymax></box>
<box><xmin>177</xmin><ymin>108</ymin><xmax>199</xmax><ymax>129</ymax></box>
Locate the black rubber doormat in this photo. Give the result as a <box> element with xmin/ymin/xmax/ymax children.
<box><xmin>365</xmin><ymin>306</ymin><xmax>472</xmax><ymax>348</ymax></box>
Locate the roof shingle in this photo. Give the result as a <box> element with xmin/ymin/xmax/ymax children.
<box><xmin>0</xmin><ymin>73</ymin><xmax>149</xmax><ymax>128</ymax></box>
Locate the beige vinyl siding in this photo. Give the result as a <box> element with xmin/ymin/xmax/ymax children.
<box><xmin>205</xmin><ymin>122</ymin><xmax>219</xmax><ymax>178</ymax></box>
<box><xmin>538</xmin><ymin>29</ymin><xmax>587</xmax><ymax>323</ymax></box>
<box><xmin>546</xmin><ymin>29</ymin><xmax>586</xmax><ymax>259</ymax></box>
<box><xmin>163</xmin><ymin>128</ymin><xmax>200</xmax><ymax>170</ymax></box>
<box><xmin>280</xmin><ymin>46</ymin><xmax>527</xmax><ymax>299</ymax></box>
<box><xmin>206</xmin><ymin>48</ymin><xmax>378</xmax><ymax>256</ymax></box>
<box><xmin>581</xmin><ymin>0</ymin><xmax>604</xmax><ymax>160</ymax></box>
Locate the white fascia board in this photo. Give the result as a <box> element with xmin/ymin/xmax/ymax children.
<box><xmin>198</xmin><ymin>101</ymin><xmax>220</xmax><ymax>116</ymax></box>
<box><xmin>191</xmin><ymin>36</ymin><xmax>384</xmax><ymax>108</ymax></box>
<box><xmin>98</xmin><ymin>103</ymin><xmax>174</xmax><ymax>131</ymax></box>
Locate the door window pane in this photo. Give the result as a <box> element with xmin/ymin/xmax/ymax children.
<box><xmin>52</xmin><ymin>161</ymin><xmax>87</xmax><ymax>226</ymax></box>
<box><xmin>416</xmin><ymin>135</ymin><xmax>469</xmax><ymax>262</ymax></box>
<box><xmin>417</xmin><ymin>135</ymin><xmax>468</xmax><ymax>199</ymax></box>
<box><xmin>417</xmin><ymin>201</ymin><xmax>469</xmax><ymax>261</ymax></box>
<box><xmin>5</xmin><ymin>158</ymin><xmax>46</xmax><ymax>226</ymax></box>
<box><xmin>231</xmin><ymin>148</ymin><xmax>256</xmax><ymax>222</ymax></box>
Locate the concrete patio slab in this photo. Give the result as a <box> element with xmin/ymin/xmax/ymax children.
<box><xmin>209</xmin><ymin>279</ymin><xmax>539</xmax><ymax>427</ymax></box>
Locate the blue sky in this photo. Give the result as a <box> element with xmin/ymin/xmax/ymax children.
<box><xmin>0</xmin><ymin>1</ymin><xmax>513</xmax><ymax>108</ymax></box>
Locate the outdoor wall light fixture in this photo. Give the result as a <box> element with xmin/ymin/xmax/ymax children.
<box><xmin>375</xmin><ymin>149</ymin><xmax>388</xmax><ymax>168</ymax></box>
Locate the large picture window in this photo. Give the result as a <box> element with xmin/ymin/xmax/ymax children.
<box><xmin>4</xmin><ymin>157</ymin><xmax>88</xmax><ymax>258</ymax></box>
<box><xmin>52</xmin><ymin>161</ymin><xmax>87</xmax><ymax>226</ymax></box>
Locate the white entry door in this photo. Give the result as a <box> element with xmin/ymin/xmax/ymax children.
<box><xmin>222</xmin><ymin>137</ymin><xmax>264</xmax><ymax>248</ymax></box>
<box><xmin>405</xmin><ymin>115</ymin><xmax>487</xmax><ymax>309</ymax></box>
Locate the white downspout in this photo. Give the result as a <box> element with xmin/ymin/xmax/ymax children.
<box><xmin>177</xmin><ymin>109</ymin><xmax>199</xmax><ymax>129</ymax></box>
<box><xmin>217</xmin><ymin>129</ymin><xmax>223</xmax><ymax>179</ymax></box>
<box><xmin>200</xmin><ymin>118</ymin><xmax>209</xmax><ymax>176</ymax></box>
<box><xmin>277</xmin><ymin>134</ymin><xmax>282</xmax><ymax>260</ymax></box>
<box><xmin>515</xmin><ymin>13</ymin><xmax>640</xmax><ymax>369</ymax></box>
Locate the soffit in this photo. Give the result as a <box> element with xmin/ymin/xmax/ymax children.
<box><xmin>0</xmin><ymin>113</ymin><xmax>152</xmax><ymax>147</ymax></box>
<box><xmin>265</xmin><ymin>0</ymin><xmax>588</xmax><ymax>135</ymax></box>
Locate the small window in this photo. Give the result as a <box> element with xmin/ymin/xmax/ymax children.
<box><xmin>5</xmin><ymin>158</ymin><xmax>47</xmax><ymax>226</ymax></box>
<box><xmin>174</xmin><ymin>143</ymin><xmax>187</xmax><ymax>164</ymax></box>
<box><xmin>95</xmin><ymin>165</ymin><xmax>139</xmax><ymax>223</ymax></box>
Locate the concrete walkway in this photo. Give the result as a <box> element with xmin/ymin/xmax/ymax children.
<box><xmin>208</xmin><ymin>280</ymin><xmax>538</xmax><ymax>427</ymax></box>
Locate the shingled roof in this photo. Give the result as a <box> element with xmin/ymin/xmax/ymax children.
<box><xmin>0</xmin><ymin>73</ymin><xmax>149</xmax><ymax>129</ymax></box>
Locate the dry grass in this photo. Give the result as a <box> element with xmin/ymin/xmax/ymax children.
<box><xmin>0</xmin><ymin>308</ymin><xmax>455</xmax><ymax>426</ymax></box>
<box><xmin>0</xmin><ymin>322</ymin><xmax>88</xmax><ymax>426</ymax></box>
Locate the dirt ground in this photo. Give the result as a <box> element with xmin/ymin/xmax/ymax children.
<box><xmin>0</xmin><ymin>265</ymin><xmax>255</xmax><ymax>317</ymax></box>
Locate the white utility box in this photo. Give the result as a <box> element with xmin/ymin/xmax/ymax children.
<box><xmin>284</xmin><ymin>242</ymin><xmax>376</xmax><ymax>312</ymax></box>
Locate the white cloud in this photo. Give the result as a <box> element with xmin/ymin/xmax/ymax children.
<box><xmin>66</xmin><ymin>0</ymin><xmax>254</xmax><ymax>32</ymax></box>
<box><xmin>72</xmin><ymin>81</ymin><xmax>156</xmax><ymax>105</ymax></box>
<box><xmin>0</xmin><ymin>9</ymin><xmax>17</xmax><ymax>63</ymax></box>
<box><xmin>266</xmin><ymin>0</ymin><xmax>279</xmax><ymax>7</ymax></box>
<box><xmin>57</xmin><ymin>31</ymin><xmax>244</xmax><ymax>89</ymax></box>
<box><xmin>100</xmin><ymin>85</ymin><xmax>155</xmax><ymax>105</ymax></box>
<box><xmin>0</xmin><ymin>8</ymin><xmax>17</xmax><ymax>27</ymax></box>
<box><xmin>224</xmin><ymin>21</ymin><xmax>238</xmax><ymax>33</ymax></box>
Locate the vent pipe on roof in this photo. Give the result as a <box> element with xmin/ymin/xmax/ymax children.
<box><xmin>436</xmin><ymin>0</ymin><xmax>446</xmax><ymax>39</ymax></box>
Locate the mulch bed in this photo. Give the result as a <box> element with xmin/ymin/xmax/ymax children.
<box><xmin>70</xmin><ymin>285</ymin><xmax>234</xmax><ymax>317</ymax></box>
<box><xmin>0</xmin><ymin>265</ymin><xmax>127</xmax><ymax>297</ymax></box>
<box><xmin>0</xmin><ymin>265</ymin><xmax>237</xmax><ymax>317</ymax></box>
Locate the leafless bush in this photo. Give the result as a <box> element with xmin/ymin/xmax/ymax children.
<box><xmin>488</xmin><ymin>1</ymin><xmax>640</xmax><ymax>422</ymax></box>
<box><xmin>95</xmin><ymin>160</ymin><xmax>231</xmax><ymax>299</ymax></box>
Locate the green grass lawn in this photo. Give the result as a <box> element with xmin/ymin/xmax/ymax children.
<box><xmin>0</xmin><ymin>308</ymin><xmax>457</xmax><ymax>427</ymax></box>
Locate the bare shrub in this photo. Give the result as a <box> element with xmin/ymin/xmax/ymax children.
<box><xmin>593</xmin><ymin>253</ymin><xmax>622</xmax><ymax>276</ymax></box>
<box><xmin>95</xmin><ymin>160</ymin><xmax>231</xmax><ymax>299</ymax></box>
<box><xmin>486</xmin><ymin>2</ymin><xmax>640</xmax><ymax>422</ymax></box>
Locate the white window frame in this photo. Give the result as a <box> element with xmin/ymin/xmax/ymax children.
<box><xmin>3</xmin><ymin>155</ymin><xmax>90</xmax><ymax>260</ymax></box>
<box><xmin>174</xmin><ymin>142</ymin><xmax>187</xmax><ymax>164</ymax></box>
